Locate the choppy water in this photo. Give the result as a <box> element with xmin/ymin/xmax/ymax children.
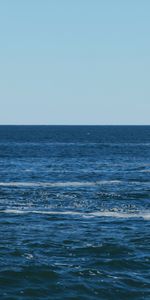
<box><xmin>0</xmin><ymin>126</ymin><xmax>150</xmax><ymax>300</ymax></box>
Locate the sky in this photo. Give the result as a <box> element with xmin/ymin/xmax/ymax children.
<box><xmin>0</xmin><ymin>0</ymin><xmax>150</xmax><ymax>125</ymax></box>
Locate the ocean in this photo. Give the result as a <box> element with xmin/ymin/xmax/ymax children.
<box><xmin>0</xmin><ymin>125</ymin><xmax>150</xmax><ymax>300</ymax></box>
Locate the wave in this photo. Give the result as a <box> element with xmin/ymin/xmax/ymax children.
<box><xmin>0</xmin><ymin>180</ymin><xmax>122</xmax><ymax>188</ymax></box>
<box><xmin>0</xmin><ymin>209</ymin><xmax>149</xmax><ymax>220</ymax></box>
<box><xmin>1</xmin><ymin>142</ymin><xmax>150</xmax><ymax>146</ymax></box>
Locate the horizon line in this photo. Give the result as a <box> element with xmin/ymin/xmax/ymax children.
<box><xmin>0</xmin><ymin>124</ymin><xmax>149</xmax><ymax>126</ymax></box>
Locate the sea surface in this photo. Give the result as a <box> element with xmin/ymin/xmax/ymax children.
<box><xmin>0</xmin><ymin>125</ymin><xmax>150</xmax><ymax>300</ymax></box>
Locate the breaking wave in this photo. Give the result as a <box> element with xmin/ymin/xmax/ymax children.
<box><xmin>0</xmin><ymin>180</ymin><xmax>122</xmax><ymax>188</ymax></box>
<box><xmin>0</xmin><ymin>209</ymin><xmax>150</xmax><ymax>220</ymax></box>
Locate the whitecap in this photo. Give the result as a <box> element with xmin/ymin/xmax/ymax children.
<box><xmin>0</xmin><ymin>209</ymin><xmax>150</xmax><ymax>220</ymax></box>
<box><xmin>0</xmin><ymin>180</ymin><xmax>122</xmax><ymax>188</ymax></box>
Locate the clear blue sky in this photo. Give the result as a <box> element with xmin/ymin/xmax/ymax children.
<box><xmin>0</xmin><ymin>0</ymin><xmax>149</xmax><ymax>125</ymax></box>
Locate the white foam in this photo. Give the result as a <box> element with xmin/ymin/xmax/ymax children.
<box><xmin>89</xmin><ymin>211</ymin><xmax>150</xmax><ymax>220</ymax></box>
<box><xmin>90</xmin><ymin>211</ymin><xmax>131</xmax><ymax>218</ymax></box>
<box><xmin>140</xmin><ymin>169</ymin><xmax>150</xmax><ymax>173</ymax></box>
<box><xmin>0</xmin><ymin>209</ymin><xmax>149</xmax><ymax>220</ymax></box>
<box><xmin>1</xmin><ymin>209</ymin><xmax>26</xmax><ymax>214</ymax></box>
<box><xmin>0</xmin><ymin>180</ymin><xmax>122</xmax><ymax>188</ymax></box>
<box><xmin>0</xmin><ymin>209</ymin><xmax>82</xmax><ymax>216</ymax></box>
<box><xmin>0</xmin><ymin>181</ymin><xmax>93</xmax><ymax>188</ymax></box>
<box><xmin>142</xmin><ymin>213</ymin><xmax>150</xmax><ymax>220</ymax></box>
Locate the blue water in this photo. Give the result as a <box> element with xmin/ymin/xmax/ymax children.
<box><xmin>0</xmin><ymin>126</ymin><xmax>150</xmax><ymax>300</ymax></box>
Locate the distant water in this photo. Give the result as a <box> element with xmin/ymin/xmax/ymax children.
<box><xmin>0</xmin><ymin>125</ymin><xmax>150</xmax><ymax>300</ymax></box>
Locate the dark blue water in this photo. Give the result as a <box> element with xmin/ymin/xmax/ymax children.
<box><xmin>0</xmin><ymin>126</ymin><xmax>150</xmax><ymax>300</ymax></box>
